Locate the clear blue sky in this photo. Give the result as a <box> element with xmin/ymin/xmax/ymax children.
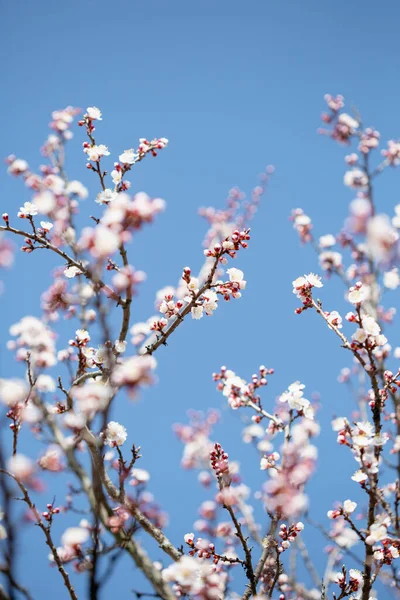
<box><xmin>1</xmin><ymin>1</ymin><xmax>400</xmax><ymax>597</ymax></box>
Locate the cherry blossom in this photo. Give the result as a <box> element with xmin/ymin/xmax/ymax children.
<box><xmin>383</xmin><ymin>268</ymin><xmax>400</xmax><ymax>289</ymax></box>
<box><xmin>344</xmin><ymin>168</ymin><xmax>368</xmax><ymax>188</ymax></box>
<box><xmin>2</xmin><ymin>93</ymin><xmax>400</xmax><ymax>600</ymax></box>
<box><xmin>104</xmin><ymin>421</ymin><xmax>127</xmax><ymax>447</ymax></box>
<box><xmin>85</xmin><ymin>106</ymin><xmax>102</xmax><ymax>121</ymax></box>
<box><xmin>61</xmin><ymin>527</ymin><xmax>90</xmax><ymax>549</ymax></box>
<box><xmin>18</xmin><ymin>202</ymin><xmax>38</xmax><ymax>218</ymax></box>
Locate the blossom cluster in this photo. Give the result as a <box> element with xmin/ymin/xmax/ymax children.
<box><xmin>2</xmin><ymin>93</ymin><xmax>400</xmax><ymax>600</ymax></box>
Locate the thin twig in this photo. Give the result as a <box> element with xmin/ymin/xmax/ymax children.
<box><xmin>0</xmin><ymin>225</ymin><xmax>120</xmax><ymax>303</ymax></box>
<box><xmin>0</xmin><ymin>470</ymin><xmax>78</xmax><ymax>600</ymax></box>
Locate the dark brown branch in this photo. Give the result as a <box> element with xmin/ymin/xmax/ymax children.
<box><xmin>145</xmin><ymin>255</ymin><xmax>220</xmax><ymax>355</ymax></box>
<box><xmin>0</xmin><ymin>470</ymin><xmax>78</xmax><ymax>600</ymax></box>
<box><xmin>81</xmin><ymin>428</ymin><xmax>181</xmax><ymax>562</ymax></box>
<box><xmin>241</xmin><ymin>517</ymin><xmax>278</xmax><ymax>600</ymax></box>
<box><xmin>223</xmin><ymin>503</ymin><xmax>256</xmax><ymax>596</ymax></box>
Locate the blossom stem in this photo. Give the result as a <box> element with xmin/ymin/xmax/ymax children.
<box><xmin>0</xmin><ymin>470</ymin><xmax>78</xmax><ymax>600</ymax></box>
<box><xmin>241</xmin><ymin>517</ymin><xmax>279</xmax><ymax>599</ymax></box>
<box><xmin>32</xmin><ymin>398</ymin><xmax>176</xmax><ymax>599</ymax></box>
<box><xmin>0</xmin><ymin>225</ymin><xmax>120</xmax><ymax>302</ymax></box>
<box><xmin>117</xmin><ymin>242</ymin><xmax>132</xmax><ymax>343</ymax></box>
<box><xmin>224</xmin><ymin>502</ymin><xmax>256</xmax><ymax>596</ymax></box>
<box><xmin>244</xmin><ymin>398</ymin><xmax>282</xmax><ymax>426</ymax></box>
<box><xmin>81</xmin><ymin>427</ymin><xmax>182</xmax><ymax>562</ymax></box>
<box><xmin>311</xmin><ymin>299</ymin><xmax>368</xmax><ymax>371</ymax></box>
<box><xmin>145</xmin><ymin>256</ymin><xmax>220</xmax><ymax>355</ymax></box>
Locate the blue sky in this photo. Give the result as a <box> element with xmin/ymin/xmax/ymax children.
<box><xmin>1</xmin><ymin>1</ymin><xmax>400</xmax><ymax>597</ymax></box>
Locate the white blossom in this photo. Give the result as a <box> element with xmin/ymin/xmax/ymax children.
<box><xmin>348</xmin><ymin>284</ymin><xmax>367</xmax><ymax>304</ymax></box>
<box><xmin>92</xmin><ymin>226</ymin><xmax>120</xmax><ymax>258</ymax></box>
<box><xmin>203</xmin><ymin>290</ymin><xmax>218</xmax><ymax>315</ymax></box>
<box><xmin>66</xmin><ymin>180</ymin><xmax>89</xmax><ymax>199</ymax></box>
<box><xmin>86</xmin><ymin>106</ymin><xmax>102</xmax><ymax>121</ymax></box>
<box><xmin>191</xmin><ymin>306</ymin><xmax>204</xmax><ymax>320</ymax></box>
<box><xmin>40</xmin><ymin>221</ymin><xmax>53</xmax><ymax>232</ymax></box>
<box><xmin>119</xmin><ymin>149</ymin><xmax>137</xmax><ymax>164</ymax></box>
<box><xmin>319</xmin><ymin>234</ymin><xmax>336</xmax><ymax>248</ymax></box>
<box><xmin>338</xmin><ymin>113</ymin><xmax>359</xmax><ymax>130</ymax></box>
<box><xmin>35</xmin><ymin>374</ymin><xmax>56</xmax><ymax>393</ymax></box>
<box><xmin>344</xmin><ymin>169</ymin><xmax>368</xmax><ymax>188</ymax></box>
<box><xmin>64</xmin><ymin>265</ymin><xmax>82</xmax><ymax>278</ymax></box>
<box><xmin>187</xmin><ymin>277</ymin><xmax>199</xmax><ymax>292</ymax></box>
<box><xmin>18</xmin><ymin>202</ymin><xmax>38</xmax><ymax>217</ymax></box>
<box><xmin>362</xmin><ymin>315</ymin><xmax>380</xmax><ymax>337</ymax></box>
<box><xmin>0</xmin><ymin>379</ymin><xmax>27</xmax><ymax>406</ymax></box>
<box><xmin>365</xmin><ymin>514</ymin><xmax>391</xmax><ymax>545</ymax></box>
<box><xmin>226</xmin><ymin>268</ymin><xmax>246</xmax><ymax>289</ymax></box>
<box><xmin>352</xmin><ymin>328</ymin><xmax>367</xmax><ymax>344</ymax></box>
<box><xmin>384</xmin><ymin>268</ymin><xmax>400</xmax><ymax>289</ymax></box>
<box><xmin>352</xmin><ymin>470</ymin><xmax>368</xmax><ymax>483</ymax></box>
<box><xmin>131</xmin><ymin>468</ymin><xmax>150</xmax><ymax>484</ymax></box>
<box><xmin>61</xmin><ymin>527</ymin><xmax>89</xmax><ymax>548</ymax></box>
<box><xmin>392</xmin><ymin>204</ymin><xmax>400</xmax><ymax>228</ymax></box>
<box><xmin>34</xmin><ymin>191</ymin><xmax>56</xmax><ymax>214</ymax></box>
<box><xmin>7</xmin><ymin>158</ymin><xmax>28</xmax><ymax>175</ymax></box>
<box><xmin>343</xmin><ymin>499</ymin><xmax>357</xmax><ymax>514</ymax></box>
<box><xmin>306</xmin><ymin>273</ymin><xmax>323</xmax><ymax>287</ymax></box>
<box><xmin>85</xmin><ymin>145</ymin><xmax>110</xmax><ymax>162</ymax></box>
<box><xmin>104</xmin><ymin>421</ymin><xmax>127</xmax><ymax>447</ymax></box>
<box><xmin>114</xmin><ymin>340</ymin><xmax>127</xmax><ymax>354</ymax></box>
<box><xmin>367</xmin><ymin>214</ymin><xmax>399</xmax><ymax>261</ymax></box>
<box><xmin>7</xmin><ymin>454</ymin><xmax>35</xmax><ymax>480</ymax></box>
<box><xmin>111</xmin><ymin>169</ymin><xmax>122</xmax><ymax>185</ymax></box>
<box><xmin>96</xmin><ymin>189</ymin><xmax>118</xmax><ymax>205</ymax></box>
<box><xmin>75</xmin><ymin>329</ymin><xmax>90</xmax><ymax>343</ymax></box>
<box><xmin>279</xmin><ymin>382</ymin><xmax>314</xmax><ymax>419</ymax></box>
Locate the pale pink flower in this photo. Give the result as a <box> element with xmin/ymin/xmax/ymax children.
<box><xmin>162</xmin><ymin>555</ymin><xmax>203</xmax><ymax>588</ymax></box>
<box><xmin>66</xmin><ymin>180</ymin><xmax>88</xmax><ymax>199</ymax></box>
<box><xmin>384</xmin><ymin>268</ymin><xmax>400</xmax><ymax>289</ymax></box>
<box><xmin>38</xmin><ymin>446</ymin><xmax>64</xmax><ymax>472</ymax></box>
<box><xmin>367</xmin><ymin>214</ymin><xmax>399</xmax><ymax>261</ymax></box>
<box><xmin>72</xmin><ymin>381</ymin><xmax>112</xmax><ymax>415</ymax></box>
<box><xmin>0</xmin><ymin>379</ymin><xmax>27</xmax><ymax>406</ymax></box>
<box><xmin>35</xmin><ymin>374</ymin><xmax>56</xmax><ymax>393</ymax></box>
<box><xmin>7</xmin><ymin>158</ymin><xmax>29</xmax><ymax>175</ymax></box>
<box><xmin>7</xmin><ymin>454</ymin><xmax>35</xmax><ymax>481</ymax></box>
<box><xmin>61</xmin><ymin>527</ymin><xmax>89</xmax><ymax>548</ymax></box>
<box><xmin>338</xmin><ymin>113</ymin><xmax>359</xmax><ymax>130</ymax></box>
<box><xmin>92</xmin><ymin>226</ymin><xmax>120</xmax><ymax>258</ymax></box>
<box><xmin>130</xmin><ymin>468</ymin><xmax>150</xmax><ymax>485</ymax></box>
<box><xmin>343</xmin><ymin>169</ymin><xmax>368</xmax><ymax>188</ymax></box>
